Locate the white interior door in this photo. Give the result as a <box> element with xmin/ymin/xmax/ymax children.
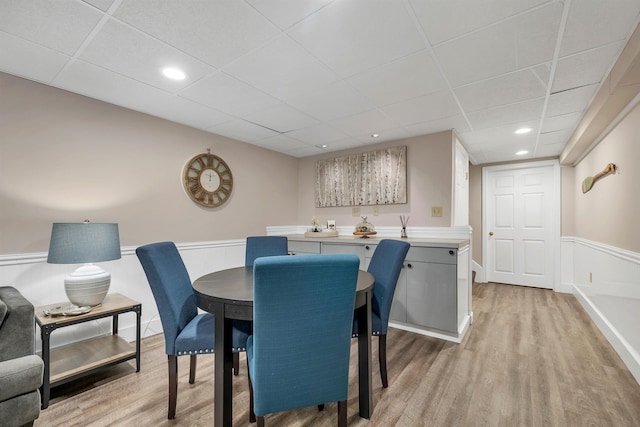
<box><xmin>482</xmin><ymin>160</ymin><xmax>560</xmax><ymax>289</ymax></box>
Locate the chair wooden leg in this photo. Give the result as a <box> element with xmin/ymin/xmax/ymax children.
<box><xmin>338</xmin><ymin>400</ymin><xmax>347</xmax><ymax>427</ymax></box>
<box><xmin>247</xmin><ymin>357</ymin><xmax>256</xmax><ymax>423</ymax></box>
<box><xmin>379</xmin><ymin>334</ymin><xmax>388</xmax><ymax>388</ymax></box>
<box><xmin>168</xmin><ymin>355</ymin><xmax>178</xmax><ymax>419</ymax></box>
<box><xmin>233</xmin><ymin>352</ymin><xmax>240</xmax><ymax>376</ymax></box>
<box><xmin>257</xmin><ymin>416</ymin><xmax>265</xmax><ymax>427</ymax></box>
<box><xmin>189</xmin><ymin>354</ymin><xmax>197</xmax><ymax>384</ymax></box>
<box><xmin>318</xmin><ymin>404</ymin><xmax>325</xmax><ymax>411</ymax></box>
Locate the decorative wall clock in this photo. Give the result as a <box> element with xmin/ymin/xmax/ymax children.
<box><xmin>183</xmin><ymin>150</ymin><xmax>233</xmax><ymax>207</ymax></box>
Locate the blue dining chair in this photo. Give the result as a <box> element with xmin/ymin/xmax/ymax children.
<box><xmin>247</xmin><ymin>254</ymin><xmax>360</xmax><ymax>427</ymax></box>
<box><xmin>136</xmin><ymin>241</ymin><xmax>251</xmax><ymax>419</ymax></box>
<box><xmin>245</xmin><ymin>235</ymin><xmax>288</xmax><ymax>266</ymax></box>
<box><xmin>353</xmin><ymin>239</ymin><xmax>410</xmax><ymax>388</ymax></box>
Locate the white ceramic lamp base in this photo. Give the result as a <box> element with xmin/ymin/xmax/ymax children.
<box><xmin>64</xmin><ymin>264</ymin><xmax>111</xmax><ymax>307</ymax></box>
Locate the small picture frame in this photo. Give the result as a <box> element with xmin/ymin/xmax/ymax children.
<box><xmin>327</xmin><ymin>220</ymin><xmax>336</xmax><ymax>231</ymax></box>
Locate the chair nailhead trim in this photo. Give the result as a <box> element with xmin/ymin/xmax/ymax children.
<box><xmin>176</xmin><ymin>347</ymin><xmax>246</xmax><ymax>355</ymax></box>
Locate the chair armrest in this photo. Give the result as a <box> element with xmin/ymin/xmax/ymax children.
<box><xmin>0</xmin><ymin>355</ymin><xmax>44</xmax><ymax>402</ymax></box>
<box><xmin>0</xmin><ymin>287</ymin><xmax>36</xmax><ymax>361</ymax></box>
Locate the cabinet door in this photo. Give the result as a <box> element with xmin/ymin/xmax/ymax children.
<box><xmin>389</xmin><ymin>265</ymin><xmax>407</xmax><ymax>323</ymax></box>
<box><xmin>288</xmin><ymin>240</ymin><xmax>321</xmax><ymax>255</ymax></box>
<box><xmin>406</xmin><ymin>262</ymin><xmax>457</xmax><ymax>333</ymax></box>
<box><xmin>322</xmin><ymin>243</ymin><xmax>365</xmax><ymax>268</ymax></box>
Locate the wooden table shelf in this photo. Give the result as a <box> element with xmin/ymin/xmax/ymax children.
<box><xmin>35</xmin><ymin>293</ymin><xmax>141</xmax><ymax>409</ymax></box>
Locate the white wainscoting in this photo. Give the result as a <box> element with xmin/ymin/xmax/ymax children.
<box><xmin>0</xmin><ymin>240</ymin><xmax>246</xmax><ymax>353</ymax></box>
<box><xmin>561</xmin><ymin>237</ymin><xmax>640</xmax><ymax>383</ymax></box>
<box><xmin>1</xmin><ymin>226</ymin><xmax>472</xmax><ymax>353</ymax></box>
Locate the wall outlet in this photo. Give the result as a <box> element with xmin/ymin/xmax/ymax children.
<box><xmin>373</xmin><ymin>206</ymin><xmax>379</xmax><ymax>216</ymax></box>
<box><xmin>431</xmin><ymin>206</ymin><xmax>443</xmax><ymax>217</ymax></box>
<box><xmin>352</xmin><ymin>207</ymin><xmax>360</xmax><ymax>217</ymax></box>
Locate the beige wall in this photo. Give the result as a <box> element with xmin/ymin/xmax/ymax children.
<box><xmin>0</xmin><ymin>73</ymin><xmax>299</xmax><ymax>254</ymax></box>
<box><xmin>571</xmin><ymin>101</ymin><xmax>640</xmax><ymax>253</ymax></box>
<box><xmin>296</xmin><ymin>131</ymin><xmax>454</xmax><ymax>230</ymax></box>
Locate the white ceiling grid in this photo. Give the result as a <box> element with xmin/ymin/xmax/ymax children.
<box><xmin>1</xmin><ymin>0</ymin><xmax>639</xmax><ymax>163</ymax></box>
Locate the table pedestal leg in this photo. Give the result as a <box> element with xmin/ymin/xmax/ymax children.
<box><xmin>214</xmin><ymin>302</ymin><xmax>233</xmax><ymax>427</ymax></box>
<box><xmin>356</xmin><ymin>289</ymin><xmax>373</xmax><ymax>418</ymax></box>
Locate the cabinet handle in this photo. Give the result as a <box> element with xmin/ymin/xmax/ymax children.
<box><xmin>407</xmin><ymin>263</ymin><xmax>412</xmax><ymax>269</ymax></box>
<box><xmin>449</xmin><ymin>250</ymin><xmax>454</xmax><ymax>256</ymax></box>
<box><xmin>365</xmin><ymin>245</ymin><xmax>370</xmax><ymax>250</ymax></box>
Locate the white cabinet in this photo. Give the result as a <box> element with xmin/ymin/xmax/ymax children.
<box><xmin>286</xmin><ymin>236</ymin><xmax>471</xmax><ymax>342</ymax></box>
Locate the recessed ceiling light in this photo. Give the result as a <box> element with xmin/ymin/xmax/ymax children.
<box><xmin>315</xmin><ymin>144</ymin><xmax>328</xmax><ymax>149</ymax></box>
<box><xmin>371</xmin><ymin>133</ymin><xmax>380</xmax><ymax>138</ymax></box>
<box><xmin>162</xmin><ymin>67</ymin><xmax>186</xmax><ymax>80</ymax></box>
<box><xmin>514</xmin><ymin>127</ymin><xmax>532</xmax><ymax>135</ymax></box>
<box><xmin>516</xmin><ymin>150</ymin><xmax>529</xmax><ymax>156</ymax></box>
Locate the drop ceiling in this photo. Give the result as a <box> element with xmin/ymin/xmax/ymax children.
<box><xmin>1</xmin><ymin>0</ymin><xmax>639</xmax><ymax>164</ymax></box>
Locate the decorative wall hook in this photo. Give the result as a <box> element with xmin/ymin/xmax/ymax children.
<box><xmin>582</xmin><ymin>163</ymin><xmax>616</xmax><ymax>193</ymax></box>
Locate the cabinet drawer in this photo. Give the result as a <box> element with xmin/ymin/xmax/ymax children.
<box><xmin>406</xmin><ymin>247</ymin><xmax>456</xmax><ymax>264</ymax></box>
<box><xmin>288</xmin><ymin>240</ymin><xmax>321</xmax><ymax>254</ymax></box>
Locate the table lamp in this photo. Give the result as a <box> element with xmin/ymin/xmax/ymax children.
<box><xmin>47</xmin><ymin>221</ymin><xmax>121</xmax><ymax>307</ymax></box>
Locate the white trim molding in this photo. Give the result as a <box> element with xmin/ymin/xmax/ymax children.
<box><xmin>562</xmin><ymin>236</ymin><xmax>640</xmax><ymax>384</ymax></box>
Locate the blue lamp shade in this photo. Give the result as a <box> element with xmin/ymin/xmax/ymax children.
<box><xmin>47</xmin><ymin>222</ymin><xmax>121</xmax><ymax>307</ymax></box>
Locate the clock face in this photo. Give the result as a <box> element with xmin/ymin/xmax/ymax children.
<box><xmin>183</xmin><ymin>153</ymin><xmax>233</xmax><ymax>207</ymax></box>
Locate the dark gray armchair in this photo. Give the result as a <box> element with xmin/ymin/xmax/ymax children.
<box><xmin>0</xmin><ymin>287</ymin><xmax>44</xmax><ymax>427</ymax></box>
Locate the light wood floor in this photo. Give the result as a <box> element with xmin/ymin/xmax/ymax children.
<box><xmin>35</xmin><ymin>283</ymin><xmax>640</xmax><ymax>426</ymax></box>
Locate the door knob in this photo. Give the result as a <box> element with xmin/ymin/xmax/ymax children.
<box><xmin>489</xmin><ymin>231</ymin><xmax>494</xmax><ymax>236</ymax></box>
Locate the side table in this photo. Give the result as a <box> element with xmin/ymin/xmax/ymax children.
<box><xmin>35</xmin><ymin>293</ymin><xmax>141</xmax><ymax>409</ymax></box>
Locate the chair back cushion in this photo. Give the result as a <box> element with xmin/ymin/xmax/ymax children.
<box><xmin>367</xmin><ymin>239</ymin><xmax>410</xmax><ymax>334</ymax></box>
<box><xmin>136</xmin><ymin>242</ymin><xmax>197</xmax><ymax>355</ymax></box>
<box><xmin>245</xmin><ymin>236</ymin><xmax>288</xmax><ymax>266</ymax></box>
<box><xmin>249</xmin><ymin>254</ymin><xmax>359</xmax><ymax>416</ymax></box>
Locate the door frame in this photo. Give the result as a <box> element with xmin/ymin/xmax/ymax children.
<box><xmin>481</xmin><ymin>159</ymin><xmax>561</xmax><ymax>290</ymax></box>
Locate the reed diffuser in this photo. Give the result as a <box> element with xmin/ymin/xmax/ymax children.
<box><xmin>400</xmin><ymin>215</ymin><xmax>409</xmax><ymax>238</ymax></box>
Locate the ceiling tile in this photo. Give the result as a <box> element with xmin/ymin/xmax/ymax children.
<box><xmin>54</xmin><ymin>59</ymin><xmax>191</xmax><ymax>116</ymax></box>
<box><xmin>223</xmin><ymin>35</ymin><xmax>338</xmax><ymax>100</ymax></box>
<box><xmin>534</xmin><ymin>142</ymin><xmax>564</xmax><ymax>157</ymax></box>
<box><xmin>381</xmin><ymin>90</ymin><xmax>462</xmax><ymax>126</ymax></box>
<box><xmin>466</xmin><ymin>98</ymin><xmax>544</xmax><ymax>130</ymax></box>
<box><xmin>545</xmin><ymin>84</ymin><xmax>598</xmax><ymax>117</ymax></box>
<box><xmin>460</xmin><ymin>122</ymin><xmax>538</xmax><ymax>147</ymax></box>
<box><xmin>347</xmin><ymin>50</ymin><xmax>447</xmax><ymax>107</ymax></box>
<box><xmin>251</xmin><ymin>134</ymin><xmax>311</xmax><ymax>153</ymax></box>
<box><xmin>560</xmin><ymin>0</ymin><xmax>640</xmax><ymax>57</ymax></box>
<box><xmin>285</xmin><ymin>80</ymin><xmax>371</xmax><ymax>121</ymax></box>
<box><xmin>435</xmin><ymin>3</ymin><xmax>562</xmax><ymax>87</ymax></box>
<box><xmin>283</xmin><ymin>145</ymin><xmax>326</xmax><ymax>158</ymax></box>
<box><xmin>284</xmin><ymin>124</ymin><xmax>350</xmax><ymax>145</ymax></box>
<box><xmin>355</xmin><ymin>127</ymin><xmax>412</xmax><ymax>144</ymax></box>
<box><xmin>0</xmin><ymin>32</ymin><xmax>70</xmax><ymax>83</ymax></box>
<box><xmin>552</xmin><ymin>42</ymin><xmax>624</xmax><ymax>93</ymax></box>
<box><xmin>112</xmin><ymin>0</ymin><xmax>280</xmax><ymax>68</ymax></box>
<box><xmin>329</xmin><ymin>109</ymin><xmax>399</xmax><ymax>137</ymax></box>
<box><xmin>539</xmin><ymin>129</ymin><xmax>572</xmax><ymax>146</ymax></box>
<box><xmin>289</xmin><ymin>0</ymin><xmax>426</xmax><ymax>77</ymax></box>
<box><xmin>208</xmin><ymin>119</ymin><xmax>279</xmax><ymax>142</ymax></box>
<box><xmin>541</xmin><ymin>111</ymin><xmax>582</xmax><ymax>133</ymax></box>
<box><xmin>0</xmin><ymin>0</ymin><xmax>103</xmax><ymax>55</ymax></box>
<box><xmin>405</xmin><ymin>115</ymin><xmax>471</xmax><ymax>136</ymax></box>
<box><xmin>79</xmin><ymin>19</ymin><xmax>215</xmax><ymax>93</ymax></box>
<box><xmin>243</xmin><ymin>104</ymin><xmax>319</xmax><ymax>133</ymax></box>
<box><xmin>410</xmin><ymin>0</ymin><xmax>550</xmax><ymax>45</ymax></box>
<box><xmin>180</xmin><ymin>72</ymin><xmax>281</xmax><ymax>117</ymax></box>
<box><xmin>82</xmin><ymin>0</ymin><xmax>115</xmax><ymax>12</ymax></box>
<box><xmin>245</xmin><ymin>0</ymin><xmax>333</xmax><ymax>30</ymax></box>
<box><xmin>455</xmin><ymin>69</ymin><xmax>547</xmax><ymax>112</ymax></box>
